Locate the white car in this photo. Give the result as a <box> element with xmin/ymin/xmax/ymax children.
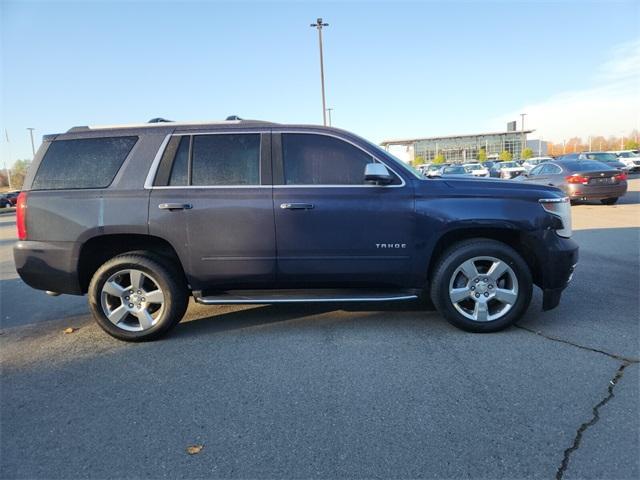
<box><xmin>521</xmin><ymin>156</ymin><xmax>553</xmax><ymax>172</ymax></box>
<box><xmin>463</xmin><ymin>163</ymin><xmax>489</xmax><ymax>177</ymax></box>
<box><xmin>490</xmin><ymin>161</ymin><xmax>527</xmax><ymax>179</ymax></box>
<box><xmin>613</xmin><ymin>151</ymin><xmax>640</xmax><ymax>172</ymax></box>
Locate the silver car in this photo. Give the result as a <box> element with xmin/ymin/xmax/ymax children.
<box><xmin>520</xmin><ymin>160</ymin><xmax>627</xmax><ymax>204</ymax></box>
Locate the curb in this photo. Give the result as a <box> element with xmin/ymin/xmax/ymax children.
<box><xmin>0</xmin><ymin>208</ymin><xmax>16</xmax><ymax>216</ymax></box>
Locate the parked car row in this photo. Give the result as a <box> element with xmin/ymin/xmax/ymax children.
<box><xmin>417</xmin><ymin>155</ymin><xmax>628</xmax><ymax>205</ymax></box>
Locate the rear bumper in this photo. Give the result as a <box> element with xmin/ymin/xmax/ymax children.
<box><xmin>565</xmin><ymin>182</ymin><xmax>627</xmax><ymax>200</ymax></box>
<box><xmin>13</xmin><ymin>240</ymin><xmax>83</xmax><ymax>295</ymax></box>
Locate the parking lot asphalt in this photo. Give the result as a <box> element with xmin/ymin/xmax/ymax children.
<box><xmin>1</xmin><ymin>179</ymin><xmax>638</xmax><ymax>479</ymax></box>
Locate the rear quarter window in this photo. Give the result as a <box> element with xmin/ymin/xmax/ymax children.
<box><xmin>32</xmin><ymin>136</ymin><xmax>138</xmax><ymax>190</ymax></box>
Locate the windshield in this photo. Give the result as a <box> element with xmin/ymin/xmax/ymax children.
<box><xmin>443</xmin><ymin>166</ymin><xmax>466</xmax><ymax>174</ymax></box>
<box><xmin>464</xmin><ymin>164</ymin><xmax>482</xmax><ymax>170</ymax></box>
<box><xmin>500</xmin><ymin>162</ymin><xmax>518</xmax><ymax>168</ymax></box>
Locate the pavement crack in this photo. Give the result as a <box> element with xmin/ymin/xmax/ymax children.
<box><xmin>555</xmin><ymin>362</ymin><xmax>631</xmax><ymax>480</ymax></box>
<box><xmin>514</xmin><ymin>325</ymin><xmax>640</xmax><ymax>363</ymax></box>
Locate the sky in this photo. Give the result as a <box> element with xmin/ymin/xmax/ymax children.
<box><xmin>1</xmin><ymin>0</ymin><xmax>639</xmax><ymax>166</ymax></box>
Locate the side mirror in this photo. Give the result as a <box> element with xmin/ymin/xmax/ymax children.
<box><xmin>364</xmin><ymin>163</ymin><xmax>393</xmax><ymax>185</ymax></box>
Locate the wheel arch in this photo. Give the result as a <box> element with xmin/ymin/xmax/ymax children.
<box><xmin>78</xmin><ymin>233</ymin><xmax>188</xmax><ymax>294</ymax></box>
<box><xmin>426</xmin><ymin>227</ymin><xmax>542</xmax><ymax>288</ymax></box>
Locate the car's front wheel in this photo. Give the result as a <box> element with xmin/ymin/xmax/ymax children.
<box><xmin>430</xmin><ymin>239</ymin><xmax>533</xmax><ymax>333</ymax></box>
<box><xmin>88</xmin><ymin>253</ymin><xmax>188</xmax><ymax>341</ymax></box>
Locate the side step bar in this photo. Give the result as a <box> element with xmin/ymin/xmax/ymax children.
<box><xmin>194</xmin><ymin>289</ymin><xmax>419</xmax><ymax>305</ymax></box>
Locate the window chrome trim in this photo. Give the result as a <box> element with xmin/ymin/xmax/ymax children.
<box><xmin>145</xmin><ymin>130</ymin><xmax>267</xmax><ymax>190</ymax></box>
<box><xmin>274</xmin><ymin>130</ymin><xmax>406</xmax><ymax>188</ymax></box>
<box><xmin>145</xmin><ymin>129</ymin><xmax>408</xmax><ymax>189</ymax></box>
<box><xmin>144</xmin><ymin>134</ymin><xmax>172</xmax><ymax>189</ymax></box>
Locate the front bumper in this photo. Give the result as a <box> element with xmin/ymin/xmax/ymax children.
<box><xmin>524</xmin><ymin>231</ymin><xmax>579</xmax><ymax>311</ymax></box>
<box><xmin>14</xmin><ymin>240</ymin><xmax>83</xmax><ymax>295</ymax></box>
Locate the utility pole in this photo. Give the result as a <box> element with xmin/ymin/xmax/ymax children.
<box><xmin>4</xmin><ymin>129</ymin><xmax>12</xmax><ymax>190</ymax></box>
<box><xmin>27</xmin><ymin>128</ymin><xmax>36</xmax><ymax>157</ymax></box>
<box><xmin>520</xmin><ymin>113</ymin><xmax>527</xmax><ymax>156</ymax></box>
<box><xmin>310</xmin><ymin>18</ymin><xmax>329</xmax><ymax>126</ymax></box>
<box><xmin>326</xmin><ymin>108</ymin><xmax>333</xmax><ymax>126</ymax></box>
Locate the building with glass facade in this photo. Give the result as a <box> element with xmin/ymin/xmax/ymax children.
<box><xmin>381</xmin><ymin>129</ymin><xmax>534</xmax><ymax>164</ymax></box>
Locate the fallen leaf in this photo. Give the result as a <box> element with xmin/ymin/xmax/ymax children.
<box><xmin>186</xmin><ymin>444</ymin><xmax>204</xmax><ymax>455</ymax></box>
<box><xmin>63</xmin><ymin>327</ymin><xmax>78</xmax><ymax>334</ymax></box>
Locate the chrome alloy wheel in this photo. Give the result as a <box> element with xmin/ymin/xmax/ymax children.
<box><xmin>448</xmin><ymin>256</ymin><xmax>519</xmax><ymax>322</ymax></box>
<box><xmin>100</xmin><ymin>269</ymin><xmax>165</xmax><ymax>332</ymax></box>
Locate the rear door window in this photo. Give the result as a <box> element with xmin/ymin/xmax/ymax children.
<box><xmin>191</xmin><ymin>134</ymin><xmax>260</xmax><ymax>186</ymax></box>
<box><xmin>32</xmin><ymin>136</ymin><xmax>137</xmax><ymax>190</ymax></box>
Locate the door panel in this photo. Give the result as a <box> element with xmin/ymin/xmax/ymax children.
<box><xmin>273</xmin><ymin>186</ymin><xmax>415</xmax><ymax>287</ymax></box>
<box><xmin>148</xmin><ymin>131</ymin><xmax>276</xmax><ymax>291</ymax></box>
<box><xmin>272</xmin><ymin>131</ymin><xmax>415</xmax><ymax>288</ymax></box>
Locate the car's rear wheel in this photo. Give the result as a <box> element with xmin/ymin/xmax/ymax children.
<box><xmin>600</xmin><ymin>197</ymin><xmax>618</xmax><ymax>205</ymax></box>
<box><xmin>430</xmin><ymin>239</ymin><xmax>532</xmax><ymax>333</ymax></box>
<box><xmin>88</xmin><ymin>253</ymin><xmax>188</xmax><ymax>341</ymax></box>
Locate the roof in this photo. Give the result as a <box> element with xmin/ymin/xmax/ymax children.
<box><xmin>67</xmin><ymin>118</ymin><xmax>278</xmax><ymax>133</ymax></box>
<box><xmin>380</xmin><ymin>129</ymin><xmax>535</xmax><ymax>146</ymax></box>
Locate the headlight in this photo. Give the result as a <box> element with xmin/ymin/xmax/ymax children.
<box><xmin>539</xmin><ymin>197</ymin><xmax>572</xmax><ymax>238</ymax></box>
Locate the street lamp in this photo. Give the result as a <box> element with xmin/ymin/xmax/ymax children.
<box><xmin>310</xmin><ymin>18</ymin><xmax>329</xmax><ymax>126</ymax></box>
<box><xmin>520</xmin><ymin>113</ymin><xmax>527</xmax><ymax>156</ymax></box>
<box><xmin>326</xmin><ymin>107</ymin><xmax>334</xmax><ymax>126</ymax></box>
<box><xmin>27</xmin><ymin>128</ymin><xmax>36</xmax><ymax>157</ymax></box>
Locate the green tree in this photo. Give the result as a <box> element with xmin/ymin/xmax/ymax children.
<box><xmin>11</xmin><ymin>159</ymin><xmax>31</xmax><ymax>190</ymax></box>
<box><xmin>521</xmin><ymin>147</ymin><xmax>534</xmax><ymax>159</ymax></box>
<box><xmin>411</xmin><ymin>155</ymin><xmax>425</xmax><ymax>168</ymax></box>
<box><xmin>498</xmin><ymin>150</ymin><xmax>512</xmax><ymax>161</ymax></box>
<box><xmin>477</xmin><ymin>148</ymin><xmax>487</xmax><ymax>162</ymax></box>
<box><xmin>433</xmin><ymin>153</ymin><xmax>446</xmax><ymax>164</ymax></box>
<box><xmin>624</xmin><ymin>139</ymin><xmax>639</xmax><ymax>150</ymax></box>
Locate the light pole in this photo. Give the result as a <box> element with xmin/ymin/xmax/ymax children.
<box><xmin>4</xmin><ymin>129</ymin><xmax>12</xmax><ymax>190</ymax></box>
<box><xmin>27</xmin><ymin>128</ymin><xmax>36</xmax><ymax>157</ymax></box>
<box><xmin>326</xmin><ymin>108</ymin><xmax>333</xmax><ymax>126</ymax></box>
<box><xmin>520</xmin><ymin>113</ymin><xmax>527</xmax><ymax>156</ymax></box>
<box><xmin>310</xmin><ymin>18</ymin><xmax>329</xmax><ymax>126</ymax></box>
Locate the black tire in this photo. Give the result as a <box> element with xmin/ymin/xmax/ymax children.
<box><xmin>430</xmin><ymin>239</ymin><xmax>533</xmax><ymax>333</ymax></box>
<box><xmin>600</xmin><ymin>197</ymin><xmax>618</xmax><ymax>205</ymax></box>
<box><xmin>0</xmin><ymin>200</ymin><xmax>10</xmax><ymax>208</ymax></box>
<box><xmin>88</xmin><ymin>252</ymin><xmax>188</xmax><ymax>341</ymax></box>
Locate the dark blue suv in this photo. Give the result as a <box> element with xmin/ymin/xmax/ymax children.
<box><xmin>14</xmin><ymin>120</ymin><xmax>578</xmax><ymax>341</ymax></box>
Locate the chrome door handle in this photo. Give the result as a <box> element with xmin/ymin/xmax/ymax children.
<box><xmin>280</xmin><ymin>203</ymin><xmax>314</xmax><ymax>210</ymax></box>
<box><xmin>159</xmin><ymin>203</ymin><xmax>192</xmax><ymax>210</ymax></box>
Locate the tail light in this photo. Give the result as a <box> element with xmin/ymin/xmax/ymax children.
<box><xmin>566</xmin><ymin>175</ymin><xmax>588</xmax><ymax>184</ymax></box>
<box><xmin>615</xmin><ymin>172</ymin><xmax>627</xmax><ymax>182</ymax></box>
<box><xmin>16</xmin><ymin>192</ymin><xmax>27</xmax><ymax>240</ymax></box>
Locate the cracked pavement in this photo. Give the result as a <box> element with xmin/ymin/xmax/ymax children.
<box><xmin>1</xmin><ymin>179</ymin><xmax>639</xmax><ymax>479</ymax></box>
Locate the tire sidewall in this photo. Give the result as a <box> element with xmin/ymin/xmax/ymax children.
<box><xmin>432</xmin><ymin>241</ymin><xmax>532</xmax><ymax>333</ymax></box>
<box><xmin>88</xmin><ymin>255</ymin><xmax>186</xmax><ymax>341</ymax></box>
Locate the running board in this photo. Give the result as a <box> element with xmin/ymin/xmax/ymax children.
<box><xmin>194</xmin><ymin>289</ymin><xmax>419</xmax><ymax>305</ymax></box>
